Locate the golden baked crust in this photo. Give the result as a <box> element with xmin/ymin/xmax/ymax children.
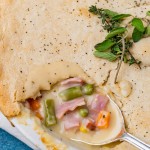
<box><xmin>0</xmin><ymin>65</ymin><xmax>20</xmax><ymax>116</ymax></box>
<box><xmin>0</xmin><ymin>83</ymin><xmax>20</xmax><ymax>117</ymax></box>
<box><xmin>0</xmin><ymin>0</ymin><xmax>150</xmax><ymax>149</ymax></box>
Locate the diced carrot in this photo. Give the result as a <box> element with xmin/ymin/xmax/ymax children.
<box><xmin>96</xmin><ymin>111</ymin><xmax>110</xmax><ymax>129</ymax></box>
<box><xmin>28</xmin><ymin>99</ymin><xmax>41</xmax><ymax>111</ymax></box>
<box><xmin>35</xmin><ymin>112</ymin><xmax>43</xmax><ymax>120</ymax></box>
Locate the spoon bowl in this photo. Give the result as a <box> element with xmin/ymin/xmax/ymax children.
<box><xmin>71</xmin><ymin>95</ymin><xmax>150</xmax><ymax>150</ymax></box>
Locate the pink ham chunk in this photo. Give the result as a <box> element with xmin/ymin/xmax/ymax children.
<box><xmin>56</xmin><ymin>97</ymin><xmax>85</xmax><ymax>119</ymax></box>
<box><xmin>89</xmin><ymin>94</ymin><xmax>109</xmax><ymax>120</ymax></box>
<box><xmin>64</xmin><ymin>112</ymin><xmax>80</xmax><ymax>130</ymax></box>
<box><xmin>91</xmin><ymin>94</ymin><xmax>109</xmax><ymax>111</ymax></box>
<box><xmin>60</xmin><ymin>77</ymin><xmax>83</xmax><ymax>85</ymax></box>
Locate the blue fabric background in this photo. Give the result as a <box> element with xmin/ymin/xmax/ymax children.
<box><xmin>0</xmin><ymin>129</ymin><xmax>31</xmax><ymax>150</ymax></box>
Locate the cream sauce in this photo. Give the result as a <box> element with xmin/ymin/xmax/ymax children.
<box><xmin>40</xmin><ymin>84</ymin><xmax>123</xmax><ymax>146</ymax></box>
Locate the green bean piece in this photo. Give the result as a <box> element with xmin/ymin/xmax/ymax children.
<box><xmin>44</xmin><ymin>99</ymin><xmax>57</xmax><ymax>127</ymax></box>
<box><xmin>79</xmin><ymin>108</ymin><xmax>89</xmax><ymax>117</ymax></box>
<box><xmin>82</xmin><ymin>84</ymin><xmax>94</xmax><ymax>95</ymax></box>
<box><xmin>59</xmin><ymin>86</ymin><xmax>83</xmax><ymax>101</ymax></box>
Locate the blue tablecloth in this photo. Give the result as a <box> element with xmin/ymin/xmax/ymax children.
<box><xmin>0</xmin><ymin>129</ymin><xmax>31</xmax><ymax>150</ymax></box>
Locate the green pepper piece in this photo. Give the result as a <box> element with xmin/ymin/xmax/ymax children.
<box><xmin>44</xmin><ymin>99</ymin><xmax>57</xmax><ymax>127</ymax></box>
<box><xmin>79</xmin><ymin>108</ymin><xmax>89</xmax><ymax>117</ymax></box>
<box><xmin>59</xmin><ymin>86</ymin><xmax>83</xmax><ymax>101</ymax></box>
<box><xmin>82</xmin><ymin>84</ymin><xmax>94</xmax><ymax>95</ymax></box>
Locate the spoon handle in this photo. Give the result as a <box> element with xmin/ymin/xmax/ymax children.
<box><xmin>121</xmin><ymin>132</ymin><xmax>150</xmax><ymax>150</ymax></box>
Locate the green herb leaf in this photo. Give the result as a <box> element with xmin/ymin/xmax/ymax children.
<box><xmin>111</xmin><ymin>44</ymin><xmax>122</xmax><ymax>55</ymax></box>
<box><xmin>94</xmin><ymin>39</ymin><xmax>115</xmax><ymax>51</ymax></box>
<box><xmin>132</xmin><ymin>28</ymin><xmax>143</xmax><ymax>42</ymax></box>
<box><xmin>106</xmin><ymin>27</ymin><xmax>127</xmax><ymax>39</ymax></box>
<box><xmin>145</xmin><ymin>25</ymin><xmax>150</xmax><ymax>36</ymax></box>
<box><xmin>112</xmin><ymin>14</ymin><xmax>131</xmax><ymax>21</ymax></box>
<box><xmin>103</xmin><ymin>9</ymin><xmax>118</xmax><ymax>17</ymax></box>
<box><xmin>128</xmin><ymin>57</ymin><xmax>136</xmax><ymax>65</ymax></box>
<box><xmin>146</xmin><ymin>11</ymin><xmax>150</xmax><ymax>16</ymax></box>
<box><xmin>131</xmin><ymin>18</ymin><xmax>145</xmax><ymax>32</ymax></box>
<box><xmin>94</xmin><ymin>51</ymin><xmax>117</xmax><ymax>61</ymax></box>
<box><xmin>89</xmin><ymin>6</ymin><xmax>99</xmax><ymax>15</ymax></box>
<box><xmin>89</xmin><ymin>6</ymin><xmax>142</xmax><ymax>73</ymax></box>
<box><xmin>128</xmin><ymin>57</ymin><xmax>141</xmax><ymax>66</ymax></box>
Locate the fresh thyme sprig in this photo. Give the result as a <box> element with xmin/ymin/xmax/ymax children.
<box><xmin>114</xmin><ymin>37</ymin><xmax>125</xmax><ymax>83</ymax></box>
<box><xmin>89</xmin><ymin>6</ymin><xmax>120</xmax><ymax>32</ymax></box>
<box><xmin>89</xmin><ymin>5</ymin><xmax>150</xmax><ymax>83</ymax></box>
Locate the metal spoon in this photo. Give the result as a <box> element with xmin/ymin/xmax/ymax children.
<box><xmin>71</xmin><ymin>95</ymin><xmax>150</xmax><ymax>150</ymax></box>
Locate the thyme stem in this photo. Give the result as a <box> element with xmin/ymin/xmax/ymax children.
<box><xmin>114</xmin><ymin>37</ymin><xmax>125</xmax><ymax>83</ymax></box>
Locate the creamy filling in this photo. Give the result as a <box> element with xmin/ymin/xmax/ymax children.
<box><xmin>26</xmin><ymin>79</ymin><xmax>123</xmax><ymax>145</ymax></box>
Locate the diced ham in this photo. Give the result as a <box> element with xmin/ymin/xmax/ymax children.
<box><xmin>64</xmin><ymin>112</ymin><xmax>80</xmax><ymax>130</ymax></box>
<box><xmin>91</xmin><ymin>94</ymin><xmax>109</xmax><ymax>112</ymax></box>
<box><xmin>60</xmin><ymin>77</ymin><xmax>83</xmax><ymax>85</ymax></box>
<box><xmin>89</xmin><ymin>109</ymin><xmax>98</xmax><ymax>120</ymax></box>
<box><xmin>56</xmin><ymin>97</ymin><xmax>85</xmax><ymax>119</ymax></box>
<box><xmin>89</xmin><ymin>94</ymin><xmax>109</xmax><ymax>120</ymax></box>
